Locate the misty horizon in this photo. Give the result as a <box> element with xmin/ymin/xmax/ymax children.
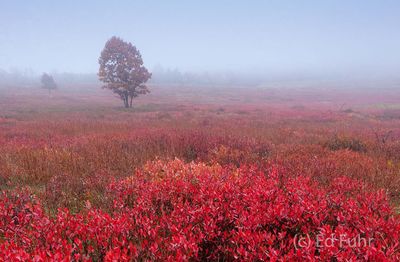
<box><xmin>1</xmin><ymin>0</ymin><xmax>399</xmax><ymax>78</ymax></box>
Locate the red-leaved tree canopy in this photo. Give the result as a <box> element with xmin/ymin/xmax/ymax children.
<box><xmin>98</xmin><ymin>36</ymin><xmax>151</xmax><ymax>108</ymax></box>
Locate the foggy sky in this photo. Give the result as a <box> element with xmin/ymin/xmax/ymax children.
<box><xmin>0</xmin><ymin>0</ymin><xmax>399</xmax><ymax>76</ymax></box>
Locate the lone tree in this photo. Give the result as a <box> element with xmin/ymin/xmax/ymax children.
<box><xmin>40</xmin><ymin>73</ymin><xmax>57</xmax><ymax>94</ymax></box>
<box><xmin>98</xmin><ymin>36</ymin><xmax>151</xmax><ymax>108</ymax></box>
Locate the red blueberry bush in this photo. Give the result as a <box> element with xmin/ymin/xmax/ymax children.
<box><xmin>1</xmin><ymin>159</ymin><xmax>399</xmax><ymax>261</ymax></box>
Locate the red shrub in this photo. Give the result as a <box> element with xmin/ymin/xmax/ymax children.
<box><xmin>1</xmin><ymin>160</ymin><xmax>399</xmax><ymax>260</ymax></box>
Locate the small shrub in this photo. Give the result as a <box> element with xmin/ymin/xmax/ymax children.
<box><xmin>324</xmin><ymin>135</ymin><xmax>367</xmax><ymax>153</ymax></box>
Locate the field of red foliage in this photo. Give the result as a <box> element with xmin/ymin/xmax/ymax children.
<box><xmin>0</xmin><ymin>87</ymin><xmax>400</xmax><ymax>260</ymax></box>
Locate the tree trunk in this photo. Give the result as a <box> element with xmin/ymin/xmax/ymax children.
<box><xmin>122</xmin><ymin>94</ymin><xmax>129</xmax><ymax>108</ymax></box>
<box><xmin>129</xmin><ymin>96</ymin><xmax>133</xmax><ymax>108</ymax></box>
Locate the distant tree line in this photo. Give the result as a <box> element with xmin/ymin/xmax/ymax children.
<box><xmin>0</xmin><ymin>68</ymin><xmax>36</xmax><ymax>87</ymax></box>
<box><xmin>0</xmin><ymin>68</ymin><xmax>266</xmax><ymax>91</ymax></box>
<box><xmin>150</xmin><ymin>66</ymin><xmax>264</xmax><ymax>87</ymax></box>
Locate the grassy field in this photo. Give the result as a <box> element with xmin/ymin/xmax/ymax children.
<box><xmin>0</xmin><ymin>85</ymin><xmax>399</xmax><ymax>260</ymax></box>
